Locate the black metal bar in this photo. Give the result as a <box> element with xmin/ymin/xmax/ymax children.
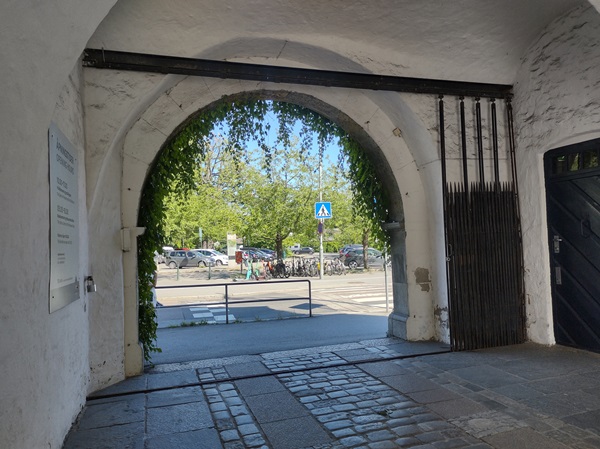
<box><xmin>439</xmin><ymin>96</ymin><xmax>448</xmax><ymax>196</ymax></box>
<box><xmin>446</xmin><ymin>180</ymin><xmax>527</xmax><ymax>350</ymax></box>
<box><xmin>82</xmin><ymin>48</ymin><xmax>513</xmax><ymax>99</ymax></box>
<box><xmin>493</xmin><ymin>185</ymin><xmax>503</xmax><ymax>347</ymax></box>
<box><xmin>442</xmin><ymin>97</ymin><xmax>526</xmax><ymax>351</ymax></box>
<box><xmin>475</xmin><ymin>98</ymin><xmax>485</xmax><ymax>186</ymax></box>
<box><xmin>491</xmin><ymin>99</ymin><xmax>500</xmax><ymax>186</ymax></box>
<box><xmin>499</xmin><ymin>184</ymin><xmax>512</xmax><ymax>345</ymax></box>
<box><xmin>460</xmin><ymin>97</ymin><xmax>469</xmax><ymax>194</ymax></box>
<box><xmin>439</xmin><ymin>95</ymin><xmax>455</xmax><ymax>348</ymax></box>
<box><xmin>456</xmin><ymin>184</ymin><xmax>469</xmax><ymax>350</ymax></box>
<box><xmin>225</xmin><ymin>284</ymin><xmax>229</xmax><ymax>324</ymax></box>
<box><xmin>506</xmin><ymin>99</ymin><xmax>519</xmax><ymax>198</ymax></box>
<box><xmin>447</xmin><ymin>184</ymin><xmax>458</xmax><ymax>349</ymax></box>
<box><xmin>308</xmin><ymin>280</ymin><xmax>312</xmax><ymax>317</ymax></box>
<box><xmin>506</xmin><ymin>99</ymin><xmax>526</xmax><ymax>342</ymax></box>
<box><xmin>469</xmin><ymin>185</ymin><xmax>481</xmax><ymax>349</ymax></box>
<box><xmin>473</xmin><ymin>184</ymin><xmax>485</xmax><ymax>348</ymax></box>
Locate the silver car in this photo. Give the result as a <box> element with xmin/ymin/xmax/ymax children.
<box><xmin>193</xmin><ymin>249</ymin><xmax>228</xmax><ymax>265</ymax></box>
<box><xmin>164</xmin><ymin>250</ymin><xmax>190</xmax><ymax>269</ymax></box>
<box><xmin>189</xmin><ymin>250</ymin><xmax>216</xmax><ymax>267</ymax></box>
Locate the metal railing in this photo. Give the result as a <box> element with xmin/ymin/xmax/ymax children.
<box><xmin>156</xmin><ymin>279</ymin><xmax>312</xmax><ymax>323</ymax></box>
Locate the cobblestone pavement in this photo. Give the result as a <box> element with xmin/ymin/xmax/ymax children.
<box><xmin>64</xmin><ymin>340</ymin><xmax>600</xmax><ymax>449</ymax></box>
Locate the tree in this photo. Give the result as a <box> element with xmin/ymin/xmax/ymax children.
<box><xmin>163</xmin><ymin>141</ymin><xmax>244</xmax><ymax>248</ymax></box>
<box><xmin>235</xmin><ymin>144</ymin><xmax>320</xmax><ymax>257</ymax></box>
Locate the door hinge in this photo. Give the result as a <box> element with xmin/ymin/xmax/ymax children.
<box><xmin>555</xmin><ymin>266</ymin><xmax>562</xmax><ymax>285</ymax></box>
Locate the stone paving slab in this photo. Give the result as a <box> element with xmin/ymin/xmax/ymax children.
<box><xmin>563</xmin><ymin>409</ymin><xmax>600</xmax><ymax>433</ymax></box>
<box><xmin>145</xmin><ymin>428</ymin><xmax>223</xmax><ymax>449</ymax></box>
<box><xmin>405</xmin><ymin>386</ymin><xmax>463</xmax><ymax>404</ymax></box>
<box><xmin>147</xmin><ymin>369</ymin><xmax>199</xmax><ymax>390</ymax></box>
<box><xmin>245</xmin><ymin>391</ymin><xmax>310</xmax><ymax>423</ymax></box>
<box><xmin>427</xmin><ymin>397</ymin><xmax>490</xmax><ymax>420</ymax></box>
<box><xmin>450</xmin><ymin>410</ymin><xmax>528</xmax><ymax>438</ymax></box>
<box><xmin>146</xmin><ymin>386</ymin><xmax>204</xmax><ymax>408</ymax></box>
<box><xmin>448</xmin><ymin>365</ymin><xmax>524</xmax><ymax>389</ymax></box>
<box><xmin>78</xmin><ymin>394</ymin><xmax>146</xmax><ymax>429</ymax></box>
<box><xmin>146</xmin><ymin>401</ymin><xmax>214</xmax><ymax>437</ymax></box>
<box><xmin>235</xmin><ymin>376</ymin><xmax>287</xmax><ymax>397</ymax></box>
<box><xmin>88</xmin><ymin>375</ymin><xmax>148</xmax><ymax>398</ymax></box>
<box><xmin>62</xmin><ymin>421</ymin><xmax>145</xmax><ymax>449</ymax></box>
<box><xmin>378</xmin><ymin>372</ymin><xmax>440</xmax><ymax>393</ymax></box>
<box><xmin>64</xmin><ymin>342</ymin><xmax>600</xmax><ymax>448</ymax></box>
<box><xmin>227</xmin><ymin>361</ymin><xmax>272</xmax><ymax>378</ymax></box>
<box><xmin>483</xmin><ymin>427</ymin><xmax>569</xmax><ymax>449</ymax></box>
<box><xmin>261</xmin><ymin>416</ymin><xmax>333</xmax><ymax>449</ymax></box>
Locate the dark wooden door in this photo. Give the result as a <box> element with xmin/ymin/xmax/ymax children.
<box><xmin>545</xmin><ymin>140</ymin><xmax>600</xmax><ymax>352</ymax></box>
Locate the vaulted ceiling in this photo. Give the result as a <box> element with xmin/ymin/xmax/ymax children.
<box><xmin>88</xmin><ymin>0</ymin><xmax>586</xmax><ymax>84</ymax></box>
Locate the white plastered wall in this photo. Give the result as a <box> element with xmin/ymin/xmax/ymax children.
<box><xmin>85</xmin><ymin>68</ymin><xmax>169</xmax><ymax>387</ymax></box>
<box><xmin>0</xmin><ymin>2</ymin><xmax>117</xmax><ymax>448</ymax></box>
<box><xmin>513</xmin><ymin>4</ymin><xmax>600</xmax><ymax>345</ymax></box>
<box><xmin>0</xmin><ymin>60</ymin><xmax>91</xmax><ymax>449</ymax></box>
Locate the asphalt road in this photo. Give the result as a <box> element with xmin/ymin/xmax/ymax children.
<box><xmin>151</xmin><ymin>313</ymin><xmax>389</xmax><ymax>365</ymax></box>
<box><xmin>151</xmin><ymin>265</ymin><xmax>392</xmax><ymax>365</ymax></box>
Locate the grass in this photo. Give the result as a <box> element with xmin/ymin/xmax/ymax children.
<box><xmin>169</xmin><ymin>320</ymin><xmax>209</xmax><ymax>328</ymax></box>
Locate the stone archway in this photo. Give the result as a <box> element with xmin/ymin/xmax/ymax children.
<box><xmin>113</xmin><ymin>76</ymin><xmax>441</xmax><ymax>374</ymax></box>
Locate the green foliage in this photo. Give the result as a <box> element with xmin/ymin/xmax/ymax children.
<box><xmin>137</xmin><ymin>98</ymin><xmax>391</xmax><ymax>362</ymax></box>
<box><xmin>163</xmin><ymin>141</ymin><xmax>244</xmax><ymax>248</ymax></box>
<box><xmin>341</xmin><ymin>137</ymin><xmax>390</xmax><ymax>246</ymax></box>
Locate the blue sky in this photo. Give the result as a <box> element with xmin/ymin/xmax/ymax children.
<box><xmin>214</xmin><ymin>108</ymin><xmax>344</xmax><ymax>172</ymax></box>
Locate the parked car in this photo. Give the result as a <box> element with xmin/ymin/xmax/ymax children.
<box><xmin>339</xmin><ymin>244</ymin><xmax>362</xmax><ymax>257</ymax></box>
<box><xmin>193</xmin><ymin>248</ymin><xmax>228</xmax><ymax>265</ymax></box>
<box><xmin>240</xmin><ymin>247</ymin><xmax>274</xmax><ymax>261</ymax></box>
<box><xmin>188</xmin><ymin>250</ymin><xmax>216</xmax><ymax>267</ymax></box>
<box><xmin>258</xmin><ymin>248</ymin><xmax>276</xmax><ymax>257</ymax></box>
<box><xmin>293</xmin><ymin>246</ymin><xmax>314</xmax><ymax>255</ymax></box>
<box><xmin>288</xmin><ymin>243</ymin><xmax>302</xmax><ymax>252</ymax></box>
<box><xmin>249</xmin><ymin>249</ymin><xmax>274</xmax><ymax>261</ymax></box>
<box><xmin>154</xmin><ymin>246</ymin><xmax>174</xmax><ymax>264</ymax></box>
<box><xmin>343</xmin><ymin>248</ymin><xmax>383</xmax><ymax>269</ymax></box>
<box><xmin>165</xmin><ymin>250</ymin><xmax>190</xmax><ymax>269</ymax></box>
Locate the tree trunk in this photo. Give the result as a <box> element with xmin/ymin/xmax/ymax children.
<box><xmin>362</xmin><ymin>229</ymin><xmax>369</xmax><ymax>269</ymax></box>
<box><xmin>275</xmin><ymin>233</ymin><xmax>284</xmax><ymax>260</ymax></box>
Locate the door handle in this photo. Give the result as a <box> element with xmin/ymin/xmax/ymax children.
<box><xmin>553</xmin><ymin>235</ymin><xmax>562</xmax><ymax>254</ymax></box>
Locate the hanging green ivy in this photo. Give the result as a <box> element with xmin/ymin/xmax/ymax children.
<box><xmin>137</xmin><ymin>98</ymin><xmax>391</xmax><ymax>362</ymax></box>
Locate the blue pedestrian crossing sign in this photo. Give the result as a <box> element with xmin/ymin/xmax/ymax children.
<box><xmin>315</xmin><ymin>202</ymin><xmax>332</xmax><ymax>219</ymax></box>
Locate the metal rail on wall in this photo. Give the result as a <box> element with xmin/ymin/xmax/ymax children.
<box><xmin>439</xmin><ymin>95</ymin><xmax>526</xmax><ymax>351</ymax></box>
<box><xmin>82</xmin><ymin>49</ymin><xmax>513</xmax><ymax>99</ymax></box>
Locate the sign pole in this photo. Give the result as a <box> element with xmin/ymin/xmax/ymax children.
<box><xmin>319</xmin><ymin>157</ymin><xmax>324</xmax><ymax>279</ymax></box>
<box><xmin>384</xmin><ymin>247</ymin><xmax>389</xmax><ymax>313</ymax></box>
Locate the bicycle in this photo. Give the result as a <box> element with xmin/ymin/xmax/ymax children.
<box><xmin>274</xmin><ymin>259</ymin><xmax>290</xmax><ymax>278</ymax></box>
<box><xmin>326</xmin><ymin>258</ymin><xmax>346</xmax><ymax>275</ymax></box>
<box><xmin>263</xmin><ymin>260</ymin><xmax>273</xmax><ymax>280</ymax></box>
